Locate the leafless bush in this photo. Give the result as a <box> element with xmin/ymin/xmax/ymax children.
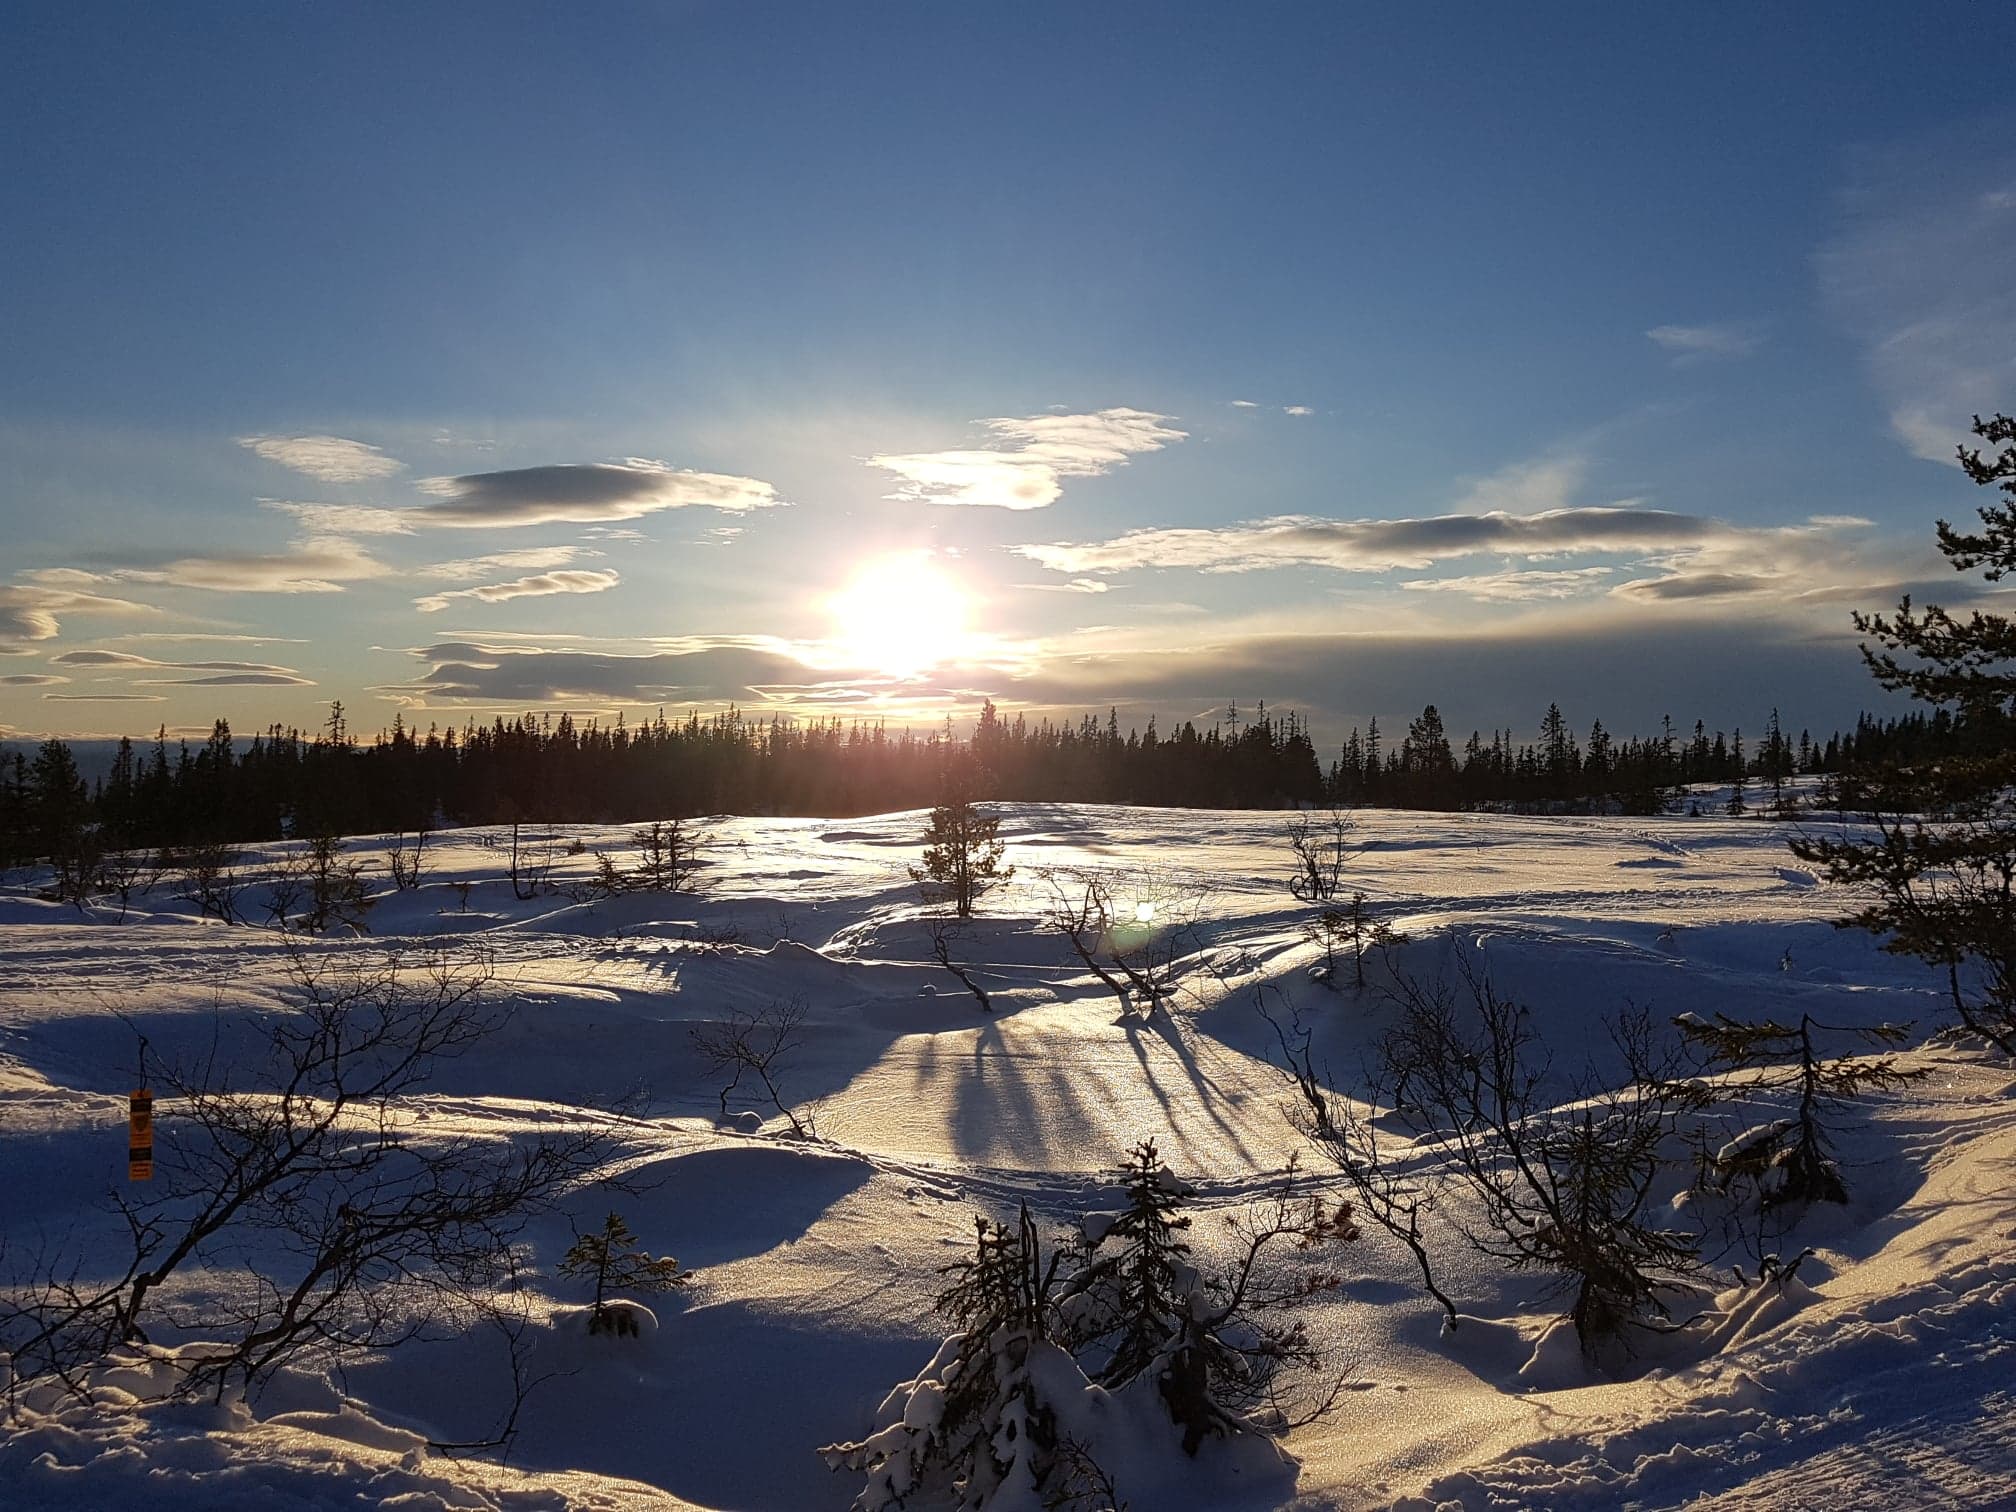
<box><xmin>1286</xmin><ymin>806</ymin><xmax>1359</xmax><ymax>903</ymax></box>
<box><xmin>508</xmin><ymin>822</ymin><xmax>557</xmax><ymax>901</ymax></box>
<box><xmin>174</xmin><ymin>841</ymin><xmax>246</xmax><ymax>924</ymax></box>
<box><xmin>1261</xmin><ymin>989</ymin><xmax>1458</xmax><ymax>1329</ymax></box>
<box><xmin>928</xmin><ymin>918</ymin><xmax>992</xmax><ymax>1013</ymax></box>
<box><xmin>266</xmin><ymin>835</ymin><xmax>375</xmax><ymax>934</ymax></box>
<box><xmin>98</xmin><ymin>846</ymin><xmax>160</xmax><ymax>923</ymax></box>
<box><xmin>41</xmin><ymin>829</ymin><xmax>107</xmax><ymax>914</ymax></box>
<box><xmin>1373</xmin><ymin>955</ymin><xmax>1706</xmax><ymax>1356</ymax></box>
<box><xmin>1</xmin><ymin>942</ymin><xmax>602</xmax><ymax>1406</ymax></box>
<box><xmin>386</xmin><ymin>829</ymin><xmax>428</xmax><ymax>891</ymax></box>
<box><xmin>1040</xmin><ymin>867</ymin><xmax>1209</xmax><ymax>1016</ymax></box>
<box><xmin>690</xmin><ymin>999</ymin><xmax>816</xmax><ymax>1138</ymax></box>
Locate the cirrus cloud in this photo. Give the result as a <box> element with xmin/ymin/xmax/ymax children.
<box><xmin>36</xmin><ymin>538</ymin><xmax>387</xmax><ymax>594</ymax></box>
<box><xmin>1645</xmin><ymin>322</ymin><xmax>1765</xmax><ymax>363</ymax></box>
<box><xmin>415</xmin><ymin>546</ymin><xmax>591</xmax><ymax>582</ymax></box>
<box><xmin>1820</xmin><ymin>143</ymin><xmax>2016</xmax><ymax>463</ymax></box>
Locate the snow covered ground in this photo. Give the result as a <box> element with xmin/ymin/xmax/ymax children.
<box><xmin>2</xmin><ymin>801</ymin><xmax>2012</xmax><ymax>1510</ymax></box>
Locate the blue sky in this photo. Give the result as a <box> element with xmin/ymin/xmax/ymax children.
<box><xmin>3</xmin><ymin>3</ymin><xmax>2011</xmax><ymax>747</ymax></box>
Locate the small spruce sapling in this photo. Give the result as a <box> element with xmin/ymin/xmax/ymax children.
<box><xmin>1675</xmin><ymin>1011</ymin><xmax>1923</xmax><ymax>1207</ymax></box>
<box><xmin>1069</xmin><ymin>1143</ymin><xmax>1358</xmax><ymax>1454</ymax></box>
<box><xmin>1305</xmin><ymin>891</ymin><xmax>1405</xmax><ymax>991</ymax></box>
<box><xmin>911</xmin><ymin>770</ymin><xmax>1013</xmax><ymax>919</ymax></box>
<box><xmin>558</xmin><ymin>1211</ymin><xmax>689</xmax><ymax>1336</ymax></box>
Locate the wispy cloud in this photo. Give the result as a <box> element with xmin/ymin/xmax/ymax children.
<box><xmin>117</xmin><ymin>633</ymin><xmax>309</xmax><ymax>645</ymax></box>
<box><xmin>34</xmin><ymin>536</ymin><xmax>387</xmax><ymax>596</ymax></box>
<box><xmin>414</xmin><ymin>568</ymin><xmax>622</xmax><ymax>613</ymax></box>
<box><xmin>1023</xmin><ymin>578</ymin><xmax>1112</xmax><ymax>594</ymax></box>
<box><xmin>44</xmin><ymin>648</ymin><xmax>315</xmax><ymax>687</ymax></box>
<box><xmin>136</xmin><ymin>672</ymin><xmax>314</xmax><ymax>686</ymax></box>
<box><xmin>1401</xmin><ymin>567</ymin><xmax>1617</xmax><ymax>602</ymax></box>
<box><xmin>1448</xmin><ymin>455</ymin><xmax>1588</xmax><ymax>515</ymax></box>
<box><xmin>44</xmin><ymin>692</ymin><xmax>166</xmax><ymax>702</ymax></box>
<box><xmin>50</xmin><ymin>649</ymin><xmax>299</xmax><ymax>673</ymax></box>
<box><xmin>261</xmin><ymin>500</ymin><xmax>419</xmax><ymax>535</ymax></box>
<box><xmin>78</xmin><ymin>538</ymin><xmax>388</xmax><ymax>594</ymax></box>
<box><xmin>1017</xmin><ymin>505</ymin><xmax>1719</xmax><ymax>576</ymax></box>
<box><xmin>239</xmin><ymin>434</ymin><xmax>403</xmax><ymax>482</ymax></box>
<box><xmin>417</xmin><ymin>461</ymin><xmax>781</xmax><ymax>527</ymax></box>
<box><xmin>415</xmin><ymin>546</ymin><xmax>590</xmax><ymax>582</ymax></box>
<box><xmin>1229</xmin><ymin>399</ymin><xmax>1261</xmax><ymax>409</ymax></box>
<box><xmin>1283</xmin><ymin>405</ymin><xmax>1314</xmax><ymax>417</ymax></box>
<box><xmin>1645</xmin><ymin>322</ymin><xmax>1764</xmax><ymax>362</ymax></box>
<box><xmin>1820</xmin><ymin>142</ymin><xmax>2016</xmax><ymax>462</ymax></box>
<box><xmin>869</xmin><ymin>407</ymin><xmax>1186</xmax><ymax>509</ymax></box>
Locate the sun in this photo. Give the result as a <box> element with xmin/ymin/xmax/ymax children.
<box><xmin>828</xmin><ymin>553</ymin><xmax>974</xmax><ymax>676</ymax></box>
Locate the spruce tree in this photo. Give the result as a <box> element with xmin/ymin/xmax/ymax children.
<box><xmin>558</xmin><ymin>1211</ymin><xmax>689</xmax><ymax>1335</ymax></box>
<box><xmin>1068</xmin><ymin>1139</ymin><xmax>1196</xmax><ymax>1388</ymax></box>
<box><xmin>1791</xmin><ymin>414</ymin><xmax>2016</xmax><ymax>1052</ymax></box>
<box><xmin>825</xmin><ymin>1205</ymin><xmax>1074</xmax><ymax>1509</ymax></box>
<box><xmin>911</xmin><ymin>766</ymin><xmax>1013</xmax><ymax>918</ymax></box>
<box><xmin>1676</xmin><ymin>1012</ymin><xmax>1922</xmax><ymax>1206</ymax></box>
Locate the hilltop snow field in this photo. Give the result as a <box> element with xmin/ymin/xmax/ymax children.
<box><xmin>2</xmin><ymin>803</ymin><xmax>2012</xmax><ymax>1510</ymax></box>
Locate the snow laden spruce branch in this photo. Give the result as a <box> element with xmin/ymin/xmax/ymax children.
<box><xmin>0</xmin><ymin>938</ymin><xmax>641</xmax><ymax>1430</ymax></box>
<box><xmin>824</xmin><ymin>1140</ymin><xmax>1357</xmax><ymax>1511</ymax></box>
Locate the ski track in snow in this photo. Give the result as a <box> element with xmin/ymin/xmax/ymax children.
<box><xmin>3</xmin><ymin>799</ymin><xmax>2011</xmax><ymax>1511</ymax></box>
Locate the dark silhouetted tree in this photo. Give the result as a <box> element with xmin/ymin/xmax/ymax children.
<box><xmin>1791</xmin><ymin>414</ymin><xmax>2016</xmax><ymax>1053</ymax></box>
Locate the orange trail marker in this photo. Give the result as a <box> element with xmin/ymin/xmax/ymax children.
<box><xmin>128</xmin><ymin>1088</ymin><xmax>153</xmax><ymax>1182</ymax></box>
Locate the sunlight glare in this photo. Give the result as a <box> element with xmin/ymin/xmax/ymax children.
<box><xmin>829</xmin><ymin>554</ymin><xmax>973</xmax><ymax>676</ymax></box>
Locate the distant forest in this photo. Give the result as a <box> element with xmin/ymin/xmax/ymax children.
<box><xmin>3</xmin><ymin>696</ymin><xmax>2009</xmax><ymax>865</ymax></box>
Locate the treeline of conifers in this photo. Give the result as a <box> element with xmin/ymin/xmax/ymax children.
<box><xmin>2</xmin><ymin>696</ymin><xmax>2007</xmax><ymax>864</ymax></box>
